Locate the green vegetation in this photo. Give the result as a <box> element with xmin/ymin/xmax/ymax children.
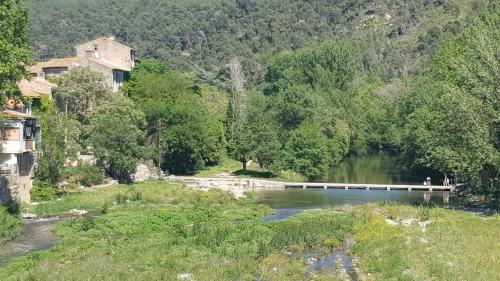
<box><xmin>2</xmin><ymin>182</ymin><xmax>499</xmax><ymax>280</ymax></box>
<box><xmin>25</xmin><ymin>0</ymin><xmax>489</xmax><ymax>83</ymax></box>
<box><xmin>347</xmin><ymin>204</ymin><xmax>500</xmax><ymax>280</ymax></box>
<box><xmin>88</xmin><ymin>97</ymin><xmax>146</xmax><ymax>181</ymax></box>
<box><xmin>30</xmin><ymin>181</ymin><xmax>57</xmax><ymax>202</ymax></box>
<box><xmin>126</xmin><ymin>60</ymin><xmax>226</xmax><ymax>174</ymax></box>
<box><xmin>398</xmin><ymin>6</ymin><xmax>500</xmax><ymax>200</ymax></box>
<box><xmin>0</xmin><ymin>0</ymin><xmax>31</xmax><ymax>103</ymax></box>
<box><xmin>16</xmin><ymin>1</ymin><xmax>497</xmax><ymax>200</ymax></box>
<box><xmin>54</xmin><ymin>67</ymin><xmax>113</xmax><ymax>124</ymax></box>
<box><xmin>0</xmin><ymin>206</ymin><xmax>20</xmax><ymax>244</ymax></box>
<box><xmin>61</xmin><ymin>162</ymin><xmax>105</xmax><ymax>188</ymax></box>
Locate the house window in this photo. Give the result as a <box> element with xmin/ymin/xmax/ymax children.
<box><xmin>112</xmin><ymin>71</ymin><xmax>124</xmax><ymax>92</ymax></box>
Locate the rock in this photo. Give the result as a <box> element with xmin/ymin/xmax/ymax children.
<box><xmin>418</xmin><ymin>220</ymin><xmax>432</xmax><ymax>228</ymax></box>
<box><xmin>401</xmin><ymin>218</ymin><xmax>416</xmax><ymax>227</ymax></box>
<box><xmin>177</xmin><ymin>273</ymin><xmax>194</xmax><ymax>281</ymax></box>
<box><xmin>21</xmin><ymin>213</ymin><xmax>38</xmax><ymax>219</ymax></box>
<box><xmin>132</xmin><ymin>164</ymin><xmax>153</xmax><ymax>183</ymax></box>
<box><xmin>385</xmin><ymin>218</ymin><xmax>398</xmax><ymax>226</ymax></box>
<box><xmin>69</xmin><ymin>209</ymin><xmax>88</xmax><ymax>216</ymax></box>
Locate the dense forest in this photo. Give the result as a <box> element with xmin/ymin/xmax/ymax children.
<box><xmin>26</xmin><ymin>0</ymin><xmax>489</xmax><ymax>84</ymax></box>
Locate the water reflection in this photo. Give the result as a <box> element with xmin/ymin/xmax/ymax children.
<box><xmin>257</xmin><ymin>189</ymin><xmax>443</xmax><ymax>209</ymax></box>
<box><xmin>327</xmin><ymin>153</ymin><xmax>436</xmax><ymax>184</ymax></box>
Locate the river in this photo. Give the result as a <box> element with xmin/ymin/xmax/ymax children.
<box><xmin>257</xmin><ymin>152</ymin><xmax>444</xmax><ymax>213</ymax></box>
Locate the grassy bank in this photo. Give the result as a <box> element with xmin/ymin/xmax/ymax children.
<box><xmin>193</xmin><ymin>158</ymin><xmax>306</xmax><ymax>182</ymax></box>
<box><xmin>1</xmin><ymin>181</ymin><xmax>499</xmax><ymax>280</ymax></box>
<box><xmin>0</xmin><ymin>206</ymin><xmax>21</xmax><ymax>244</ymax></box>
<box><xmin>344</xmin><ymin>204</ymin><xmax>500</xmax><ymax>280</ymax></box>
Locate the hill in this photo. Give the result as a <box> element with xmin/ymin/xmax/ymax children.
<box><xmin>26</xmin><ymin>0</ymin><xmax>489</xmax><ymax>82</ymax></box>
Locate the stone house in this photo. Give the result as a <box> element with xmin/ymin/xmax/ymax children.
<box><xmin>0</xmin><ymin>76</ymin><xmax>56</xmax><ymax>204</ymax></box>
<box><xmin>30</xmin><ymin>36</ymin><xmax>136</xmax><ymax>92</ymax></box>
<box><xmin>0</xmin><ymin>110</ymin><xmax>41</xmax><ymax>204</ymax></box>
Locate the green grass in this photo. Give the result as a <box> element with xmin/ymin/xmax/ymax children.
<box><xmin>2</xmin><ymin>182</ymin><xmax>499</xmax><ymax>280</ymax></box>
<box><xmin>1</xmin><ymin>181</ymin><xmax>353</xmax><ymax>281</ymax></box>
<box><xmin>192</xmin><ymin>158</ymin><xmax>242</xmax><ymax>177</ymax></box>
<box><xmin>345</xmin><ymin>203</ymin><xmax>500</xmax><ymax>281</ymax></box>
<box><xmin>0</xmin><ymin>206</ymin><xmax>21</xmax><ymax>244</ymax></box>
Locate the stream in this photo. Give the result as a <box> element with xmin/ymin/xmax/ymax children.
<box><xmin>0</xmin><ymin>217</ymin><xmax>62</xmax><ymax>267</ymax></box>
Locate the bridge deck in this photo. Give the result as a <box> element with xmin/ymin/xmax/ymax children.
<box><xmin>284</xmin><ymin>182</ymin><xmax>455</xmax><ymax>191</ymax></box>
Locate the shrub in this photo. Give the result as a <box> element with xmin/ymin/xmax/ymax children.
<box><xmin>114</xmin><ymin>193</ymin><xmax>129</xmax><ymax>205</ymax></box>
<box><xmin>129</xmin><ymin>189</ymin><xmax>142</xmax><ymax>201</ymax></box>
<box><xmin>31</xmin><ymin>181</ymin><xmax>58</xmax><ymax>201</ymax></box>
<box><xmin>80</xmin><ymin>217</ymin><xmax>96</xmax><ymax>231</ymax></box>
<box><xmin>0</xmin><ymin>206</ymin><xmax>21</xmax><ymax>243</ymax></box>
<box><xmin>62</xmin><ymin>162</ymin><xmax>105</xmax><ymax>187</ymax></box>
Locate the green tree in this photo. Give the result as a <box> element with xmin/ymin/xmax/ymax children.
<box><xmin>246</xmin><ymin>91</ymin><xmax>281</xmax><ymax>170</ymax></box>
<box><xmin>88</xmin><ymin>96</ymin><xmax>146</xmax><ymax>181</ymax></box>
<box><xmin>36</xmin><ymin>101</ymin><xmax>80</xmax><ymax>183</ymax></box>
<box><xmin>282</xmin><ymin>123</ymin><xmax>329</xmax><ymax>180</ymax></box>
<box><xmin>416</xmin><ymin>5</ymin><xmax>500</xmax><ymax>198</ymax></box>
<box><xmin>126</xmin><ymin>60</ymin><xmax>225</xmax><ymax>174</ymax></box>
<box><xmin>54</xmin><ymin>67</ymin><xmax>114</xmax><ymax>123</ymax></box>
<box><xmin>0</xmin><ymin>0</ymin><xmax>31</xmax><ymax>103</ymax></box>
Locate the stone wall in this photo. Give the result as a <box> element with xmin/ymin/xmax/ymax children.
<box><xmin>75</xmin><ymin>37</ymin><xmax>134</xmax><ymax>70</ymax></box>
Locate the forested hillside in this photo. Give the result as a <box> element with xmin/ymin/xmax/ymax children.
<box><xmin>26</xmin><ymin>0</ymin><xmax>488</xmax><ymax>83</ymax></box>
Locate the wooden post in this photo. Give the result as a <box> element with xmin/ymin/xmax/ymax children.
<box><xmin>443</xmin><ymin>191</ymin><xmax>450</xmax><ymax>205</ymax></box>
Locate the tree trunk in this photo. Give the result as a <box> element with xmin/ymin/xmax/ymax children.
<box><xmin>242</xmin><ymin>160</ymin><xmax>247</xmax><ymax>171</ymax></box>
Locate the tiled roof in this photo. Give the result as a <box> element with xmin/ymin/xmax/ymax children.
<box><xmin>17</xmin><ymin>79</ymin><xmax>56</xmax><ymax>98</ymax></box>
<box><xmin>92</xmin><ymin>59</ymin><xmax>131</xmax><ymax>71</ymax></box>
<box><xmin>75</xmin><ymin>36</ymin><xmax>135</xmax><ymax>50</ymax></box>
<box><xmin>2</xmin><ymin>110</ymin><xmax>38</xmax><ymax>120</ymax></box>
<box><xmin>41</xmin><ymin>57</ymin><xmax>81</xmax><ymax>68</ymax></box>
<box><xmin>28</xmin><ymin>57</ymin><xmax>81</xmax><ymax>74</ymax></box>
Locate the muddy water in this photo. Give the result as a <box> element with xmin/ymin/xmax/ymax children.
<box><xmin>0</xmin><ymin>217</ymin><xmax>61</xmax><ymax>267</ymax></box>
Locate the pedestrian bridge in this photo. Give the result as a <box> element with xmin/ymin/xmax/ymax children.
<box><xmin>284</xmin><ymin>182</ymin><xmax>455</xmax><ymax>191</ymax></box>
<box><xmin>284</xmin><ymin>182</ymin><xmax>455</xmax><ymax>203</ymax></box>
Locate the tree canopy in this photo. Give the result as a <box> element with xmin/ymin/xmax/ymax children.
<box><xmin>0</xmin><ymin>0</ymin><xmax>31</xmax><ymax>102</ymax></box>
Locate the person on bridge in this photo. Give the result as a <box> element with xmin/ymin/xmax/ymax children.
<box><xmin>443</xmin><ymin>175</ymin><xmax>449</xmax><ymax>186</ymax></box>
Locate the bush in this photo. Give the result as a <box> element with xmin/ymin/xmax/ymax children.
<box><xmin>114</xmin><ymin>193</ymin><xmax>129</xmax><ymax>205</ymax></box>
<box><xmin>0</xmin><ymin>206</ymin><xmax>21</xmax><ymax>243</ymax></box>
<box><xmin>62</xmin><ymin>162</ymin><xmax>105</xmax><ymax>187</ymax></box>
<box><xmin>31</xmin><ymin>181</ymin><xmax>57</xmax><ymax>201</ymax></box>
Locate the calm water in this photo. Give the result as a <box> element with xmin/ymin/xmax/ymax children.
<box><xmin>257</xmin><ymin>153</ymin><xmax>443</xmax><ymax>211</ymax></box>
<box><xmin>327</xmin><ymin>152</ymin><xmax>435</xmax><ymax>184</ymax></box>
<box><xmin>257</xmin><ymin>189</ymin><xmax>443</xmax><ymax>210</ymax></box>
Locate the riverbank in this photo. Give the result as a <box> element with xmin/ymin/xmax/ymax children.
<box><xmin>0</xmin><ymin>207</ymin><xmax>21</xmax><ymax>245</ymax></box>
<box><xmin>0</xmin><ymin>180</ymin><xmax>499</xmax><ymax>280</ymax></box>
